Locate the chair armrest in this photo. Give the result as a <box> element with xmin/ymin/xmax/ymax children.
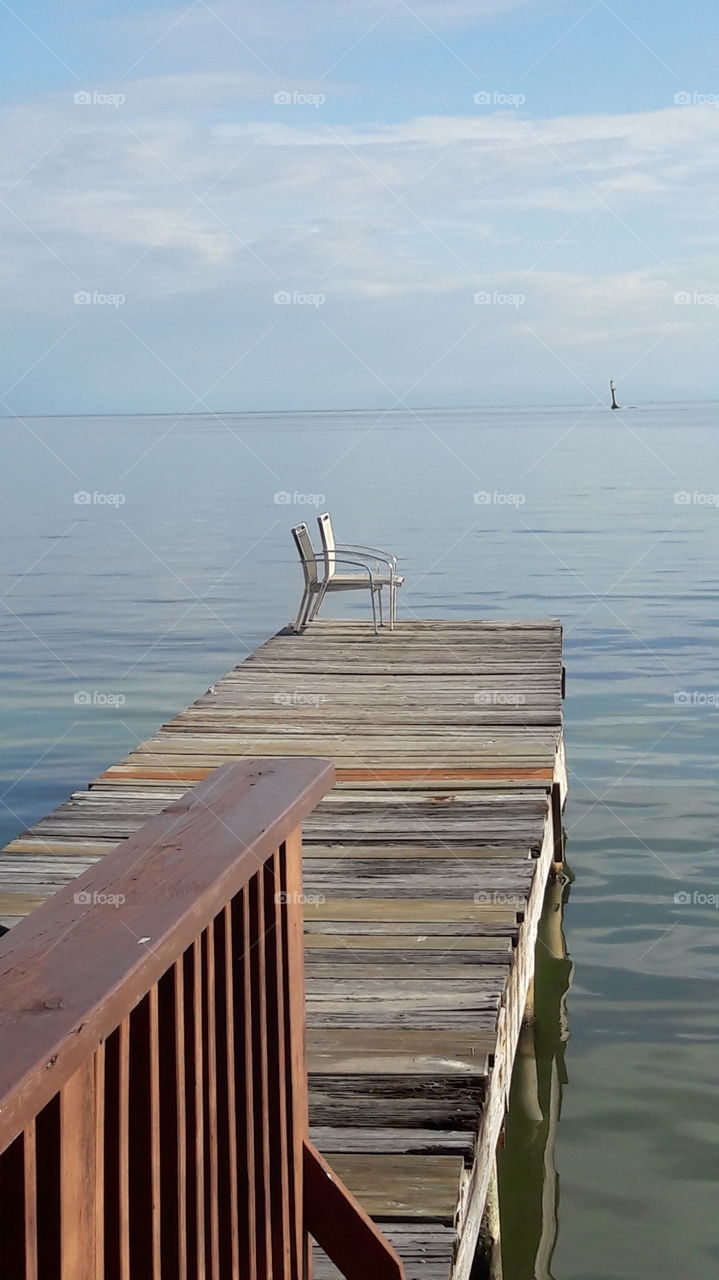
<box><xmin>307</xmin><ymin>554</ymin><xmax>379</xmax><ymax>584</ymax></box>
<box><xmin>336</xmin><ymin>543</ymin><xmax>398</xmax><ymax>571</ymax></box>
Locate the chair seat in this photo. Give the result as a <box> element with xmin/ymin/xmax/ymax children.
<box><xmin>325</xmin><ymin>572</ymin><xmax>404</xmax><ymax>589</ymax></box>
<box><xmin>325</xmin><ymin>573</ymin><xmax>388</xmax><ymax>589</ymax></box>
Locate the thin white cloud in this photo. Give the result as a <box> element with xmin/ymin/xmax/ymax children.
<box><xmin>1</xmin><ymin>85</ymin><xmax>718</xmax><ymax>409</ymax></box>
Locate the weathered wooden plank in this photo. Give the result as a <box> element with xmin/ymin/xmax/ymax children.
<box><xmin>321</xmin><ymin>1154</ymin><xmax>463</xmax><ymax>1223</ymax></box>
<box><xmin>0</xmin><ymin>615</ymin><xmax>565</xmax><ymax>1280</ymax></box>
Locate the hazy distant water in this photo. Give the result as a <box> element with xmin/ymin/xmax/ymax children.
<box><xmin>2</xmin><ymin>403</ymin><xmax>719</xmax><ymax>1279</ymax></box>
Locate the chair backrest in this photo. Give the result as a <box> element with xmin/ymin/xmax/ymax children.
<box><xmin>317</xmin><ymin>512</ymin><xmax>337</xmax><ymax>580</ymax></box>
<box><xmin>292</xmin><ymin>523</ymin><xmax>318</xmax><ymax>585</ymax></box>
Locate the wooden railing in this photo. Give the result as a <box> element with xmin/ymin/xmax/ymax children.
<box><xmin>0</xmin><ymin>758</ymin><xmax>405</xmax><ymax>1280</ymax></box>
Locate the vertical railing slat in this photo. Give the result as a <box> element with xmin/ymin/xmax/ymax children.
<box><xmin>60</xmin><ymin>1057</ymin><xmax>97</xmax><ymax>1280</ymax></box>
<box><xmin>205</xmin><ymin>920</ymin><xmax>221</xmax><ymax>1280</ymax></box>
<box><xmin>25</xmin><ymin>1119</ymin><xmax>39</xmax><ymax>1280</ymax></box>
<box><xmin>193</xmin><ymin>936</ymin><xmax>207</xmax><ymax>1279</ymax></box>
<box><xmin>94</xmin><ymin>1046</ymin><xmax>105</xmax><ymax>1280</ymax></box>
<box><xmin>222</xmin><ymin>904</ymin><xmax>240</xmax><ymax>1278</ymax></box>
<box><xmin>282</xmin><ymin>828</ymin><xmax>311</xmax><ymax>1279</ymax></box>
<box><xmin>149</xmin><ymin>986</ymin><xmax>162</xmax><ymax>1278</ymax></box>
<box><xmin>250</xmin><ymin>877</ymin><xmax>272</xmax><ymax>1278</ymax></box>
<box><xmin>237</xmin><ymin>888</ymin><xmax>257</xmax><ymax>1280</ymax></box>
<box><xmin>174</xmin><ymin>959</ymin><xmax>188</xmax><ymax>1280</ymax></box>
<box><xmin>265</xmin><ymin>850</ymin><xmax>293</xmax><ymax>1278</ymax></box>
<box><xmin>118</xmin><ymin>1018</ymin><xmax>130</xmax><ymax>1280</ymax></box>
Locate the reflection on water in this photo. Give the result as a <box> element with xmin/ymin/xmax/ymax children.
<box><xmin>498</xmin><ymin>867</ymin><xmax>574</xmax><ymax>1280</ymax></box>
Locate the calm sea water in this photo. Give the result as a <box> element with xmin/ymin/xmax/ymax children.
<box><xmin>2</xmin><ymin>404</ymin><xmax>718</xmax><ymax>1278</ymax></box>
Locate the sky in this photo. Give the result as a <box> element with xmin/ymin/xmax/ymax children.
<box><xmin>1</xmin><ymin>0</ymin><xmax>718</xmax><ymax>413</ymax></box>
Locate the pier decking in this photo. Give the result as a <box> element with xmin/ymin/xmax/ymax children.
<box><xmin>0</xmin><ymin>619</ymin><xmax>566</xmax><ymax>1279</ymax></box>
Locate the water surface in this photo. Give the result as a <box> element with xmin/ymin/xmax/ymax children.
<box><xmin>2</xmin><ymin>403</ymin><xmax>718</xmax><ymax>1278</ymax></box>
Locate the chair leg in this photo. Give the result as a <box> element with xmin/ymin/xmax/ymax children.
<box><xmin>300</xmin><ymin>589</ymin><xmax>318</xmax><ymax>631</ymax></box>
<box><xmin>378</xmin><ymin>588</ymin><xmax>384</xmax><ymax>628</ymax></box>
<box><xmin>308</xmin><ymin>584</ymin><xmax>328</xmax><ymax>623</ymax></box>
<box><xmin>294</xmin><ymin>588</ymin><xmax>310</xmax><ymax>632</ymax></box>
<box><xmin>370</xmin><ymin>587</ymin><xmax>379</xmax><ymax>634</ymax></box>
<box><xmin>389</xmin><ymin>582</ymin><xmax>396</xmax><ymax>631</ymax></box>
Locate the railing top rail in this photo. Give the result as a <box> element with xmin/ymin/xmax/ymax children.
<box><xmin>0</xmin><ymin>756</ymin><xmax>334</xmax><ymax>1150</ymax></box>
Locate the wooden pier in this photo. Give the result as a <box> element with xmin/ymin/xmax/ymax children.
<box><xmin>0</xmin><ymin>618</ymin><xmax>566</xmax><ymax>1279</ymax></box>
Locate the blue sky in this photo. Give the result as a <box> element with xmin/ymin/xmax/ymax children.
<box><xmin>1</xmin><ymin>0</ymin><xmax>718</xmax><ymax>412</ymax></box>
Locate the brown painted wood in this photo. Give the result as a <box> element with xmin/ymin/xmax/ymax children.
<box><xmin>173</xmin><ymin>960</ymin><xmax>188</xmax><ymax>1280</ymax></box>
<box><xmin>118</xmin><ymin>1019</ymin><xmax>130</xmax><ymax>1280</ymax></box>
<box><xmin>204</xmin><ymin>925</ymin><xmax>221</xmax><ymax>1280</ymax></box>
<box><xmin>264</xmin><ymin>851</ymin><xmax>293</xmax><ymax>1279</ymax></box>
<box><xmin>238</xmin><ymin>888</ymin><xmax>258</xmax><ymax>1280</ymax></box>
<box><xmin>0</xmin><ymin>758</ymin><xmax>334</xmax><ymax>1149</ymax></box>
<box><xmin>284</xmin><ymin>830</ymin><xmax>310</xmax><ymax>1279</ymax></box>
<box><xmin>25</xmin><ymin>1118</ymin><xmax>39</xmax><ymax>1280</ymax></box>
<box><xmin>218</xmin><ymin>906</ymin><xmax>240</xmax><ymax>1278</ymax></box>
<box><xmin>304</xmin><ymin>1138</ymin><xmax>405</xmax><ymax>1279</ymax></box>
<box><xmin>60</xmin><ymin>1057</ymin><xmax>97</xmax><ymax>1280</ymax></box>
<box><xmin>94</xmin><ymin>1048</ymin><xmax>105</xmax><ymax>1280</ymax></box>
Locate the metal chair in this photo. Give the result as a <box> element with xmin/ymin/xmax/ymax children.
<box><xmin>317</xmin><ymin>512</ymin><xmax>403</xmax><ymax>630</ymax></box>
<box><xmin>291</xmin><ymin>522</ymin><xmax>386</xmax><ymax>633</ymax></box>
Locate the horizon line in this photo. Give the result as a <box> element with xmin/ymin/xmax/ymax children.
<box><xmin>0</xmin><ymin>397</ymin><xmax>714</xmax><ymax>422</ymax></box>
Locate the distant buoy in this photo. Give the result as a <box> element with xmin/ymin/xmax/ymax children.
<box><xmin>610</xmin><ymin>379</ymin><xmax>622</xmax><ymax>410</ymax></box>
